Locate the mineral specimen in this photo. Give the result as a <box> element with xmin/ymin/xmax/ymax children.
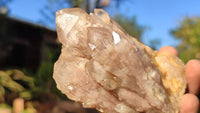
<box><xmin>53</xmin><ymin>8</ymin><xmax>186</xmax><ymax>113</ymax></box>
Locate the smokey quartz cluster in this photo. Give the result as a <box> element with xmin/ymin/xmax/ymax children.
<box><xmin>53</xmin><ymin>8</ymin><xmax>186</xmax><ymax>113</ymax></box>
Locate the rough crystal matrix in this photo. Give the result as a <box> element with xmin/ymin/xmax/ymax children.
<box><xmin>53</xmin><ymin>8</ymin><xmax>186</xmax><ymax>113</ymax></box>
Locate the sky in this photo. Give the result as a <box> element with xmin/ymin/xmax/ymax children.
<box><xmin>6</xmin><ymin>0</ymin><xmax>200</xmax><ymax>49</ymax></box>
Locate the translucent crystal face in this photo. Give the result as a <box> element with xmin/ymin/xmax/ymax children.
<box><xmin>54</xmin><ymin>8</ymin><xmax>186</xmax><ymax>113</ymax></box>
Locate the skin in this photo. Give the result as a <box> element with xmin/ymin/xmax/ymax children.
<box><xmin>158</xmin><ymin>46</ymin><xmax>200</xmax><ymax>113</ymax></box>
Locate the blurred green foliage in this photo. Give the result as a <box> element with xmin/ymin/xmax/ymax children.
<box><xmin>171</xmin><ymin>17</ymin><xmax>200</xmax><ymax>63</ymax></box>
<box><xmin>0</xmin><ymin>103</ymin><xmax>11</xmax><ymax>108</ymax></box>
<box><xmin>0</xmin><ymin>69</ymin><xmax>35</xmax><ymax>102</ymax></box>
<box><xmin>66</xmin><ymin>0</ymin><xmax>85</xmax><ymax>7</ymax></box>
<box><xmin>34</xmin><ymin>45</ymin><xmax>66</xmax><ymax>99</ymax></box>
<box><xmin>0</xmin><ymin>45</ymin><xmax>63</xmax><ymax>112</ymax></box>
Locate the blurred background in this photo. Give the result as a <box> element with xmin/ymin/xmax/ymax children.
<box><xmin>0</xmin><ymin>0</ymin><xmax>199</xmax><ymax>113</ymax></box>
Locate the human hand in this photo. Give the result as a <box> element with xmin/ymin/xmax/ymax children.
<box><xmin>159</xmin><ymin>46</ymin><xmax>200</xmax><ymax>113</ymax></box>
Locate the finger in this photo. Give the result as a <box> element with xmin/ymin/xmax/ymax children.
<box><xmin>158</xmin><ymin>46</ymin><xmax>178</xmax><ymax>56</ymax></box>
<box><xmin>185</xmin><ymin>59</ymin><xmax>200</xmax><ymax>95</ymax></box>
<box><xmin>180</xmin><ymin>93</ymin><xmax>199</xmax><ymax>113</ymax></box>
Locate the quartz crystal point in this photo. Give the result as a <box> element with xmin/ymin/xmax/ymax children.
<box><xmin>53</xmin><ymin>8</ymin><xmax>186</xmax><ymax>113</ymax></box>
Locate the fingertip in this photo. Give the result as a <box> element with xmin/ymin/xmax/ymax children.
<box><xmin>186</xmin><ymin>59</ymin><xmax>200</xmax><ymax>74</ymax></box>
<box><xmin>158</xmin><ymin>46</ymin><xmax>178</xmax><ymax>56</ymax></box>
<box><xmin>185</xmin><ymin>59</ymin><xmax>200</xmax><ymax>94</ymax></box>
<box><xmin>180</xmin><ymin>93</ymin><xmax>199</xmax><ymax>113</ymax></box>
